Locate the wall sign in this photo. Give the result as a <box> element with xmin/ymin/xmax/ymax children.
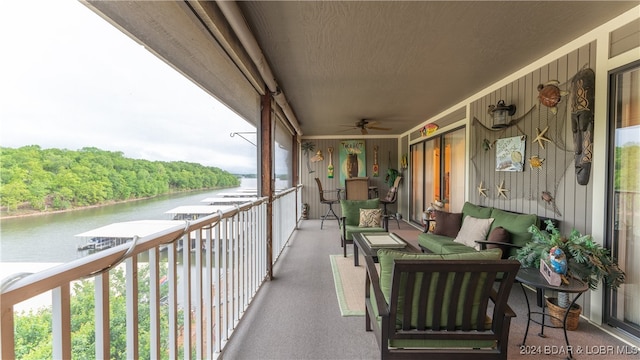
<box><xmin>495</xmin><ymin>135</ymin><xmax>526</xmax><ymax>172</ymax></box>
<box><xmin>339</xmin><ymin>140</ymin><xmax>366</xmax><ymax>184</ymax></box>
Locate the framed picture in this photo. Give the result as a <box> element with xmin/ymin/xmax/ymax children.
<box><xmin>339</xmin><ymin>140</ymin><xmax>366</xmax><ymax>184</ymax></box>
<box><xmin>495</xmin><ymin>135</ymin><xmax>526</xmax><ymax>172</ymax></box>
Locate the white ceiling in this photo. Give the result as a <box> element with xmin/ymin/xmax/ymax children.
<box><xmin>85</xmin><ymin>1</ymin><xmax>638</xmax><ymax>137</ymax></box>
<box><xmin>237</xmin><ymin>1</ymin><xmax>637</xmax><ymax>136</ymax></box>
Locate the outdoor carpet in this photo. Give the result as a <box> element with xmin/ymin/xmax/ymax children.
<box><xmin>329</xmin><ymin>254</ymin><xmax>371</xmax><ymax>316</ymax></box>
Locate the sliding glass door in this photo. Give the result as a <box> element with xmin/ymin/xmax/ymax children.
<box><xmin>410</xmin><ymin>127</ymin><xmax>465</xmax><ymax>224</ymax></box>
<box><xmin>606</xmin><ymin>61</ymin><xmax>640</xmax><ymax>338</ymax></box>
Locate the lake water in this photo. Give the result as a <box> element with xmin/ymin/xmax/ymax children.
<box><xmin>0</xmin><ymin>178</ymin><xmax>261</xmax><ymax>264</ymax></box>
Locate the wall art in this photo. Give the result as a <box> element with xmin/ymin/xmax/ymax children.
<box><xmin>495</xmin><ymin>135</ymin><xmax>526</xmax><ymax>172</ymax></box>
<box><xmin>339</xmin><ymin>140</ymin><xmax>366</xmax><ymax>184</ymax></box>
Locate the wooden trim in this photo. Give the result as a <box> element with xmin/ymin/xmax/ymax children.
<box><xmin>261</xmin><ymin>91</ymin><xmax>274</xmax><ymax>280</ymax></box>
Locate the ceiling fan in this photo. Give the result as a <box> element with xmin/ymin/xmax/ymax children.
<box><xmin>338</xmin><ymin>119</ymin><xmax>391</xmax><ymax>135</ymax></box>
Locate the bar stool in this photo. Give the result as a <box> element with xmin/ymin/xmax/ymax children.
<box><xmin>315</xmin><ymin>178</ymin><xmax>339</xmax><ymax>229</ymax></box>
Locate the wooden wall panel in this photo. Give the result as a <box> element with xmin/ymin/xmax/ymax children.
<box><xmin>469</xmin><ymin>42</ymin><xmax>597</xmax><ymax>234</ymax></box>
<box><xmin>610</xmin><ymin>18</ymin><xmax>640</xmax><ymax>58</ymax></box>
<box><xmin>300</xmin><ymin>138</ymin><xmax>399</xmax><ymax>221</ymax></box>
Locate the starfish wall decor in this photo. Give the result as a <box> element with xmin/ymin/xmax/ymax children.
<box><xmin>477</xmin><ymin>181</ymin><xmax>488</xmax><ymax>197</ymax></box>
<box><xmin>534</xmin><ymin>126</ymin><xmax>551</xmax><ymax>149</ymax></box>
<box><xmin>496</xmin><ymin>180</ymin><xmax>509</xmax><ymax>199</ymax></box>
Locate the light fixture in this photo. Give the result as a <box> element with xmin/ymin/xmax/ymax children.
<box><xmin>488</xmin><ymin>100</ymin><xmax>516</xmax><ymax>129</ymax></box>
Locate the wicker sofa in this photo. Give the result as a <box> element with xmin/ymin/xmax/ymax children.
<box><xmin>418</xmin><ymin>202</ymin><xmax>553</xmax><ymax>258</ymax></box>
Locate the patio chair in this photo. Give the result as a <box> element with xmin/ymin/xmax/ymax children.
<box><xmin>315</xmin><ymin>178</ymin><xmax>340</xmax><ymax>229</ymax></box>
<box><xmin>344</xmin><ymin>177</ymin><xmax>370</xmax><ymax>200</ymax></box>
<box><xmin>380</xmin><ymin>176</ymin><xmax>402</xmax><ymax>228</ymax></box>
<box><xmin>365</xmin><ymin>249</ymin><xmax>520</xmax><ymax>359</ymax></box>
<box><xmin>340</xmin><ymin>198</ymin><xmax>387</xmax><ymax>257</ymax></box>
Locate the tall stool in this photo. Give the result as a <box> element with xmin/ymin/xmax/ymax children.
<box><xmin>380</xmin><ymin>176</ymin><xmax>402</xmax><ymax>228</ymax></box>
<box><xmin>315</xmin><ymin>178</ymin><xmax>339</xmax><ymax>229</ymax></box>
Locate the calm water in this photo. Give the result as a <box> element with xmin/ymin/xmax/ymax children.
<box><xmin>0</xmin><ymin>179</ymin><xmax>259</xmax><ymax>263</ymax></box>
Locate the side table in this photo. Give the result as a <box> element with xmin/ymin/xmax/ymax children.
<box><xmin>516</xmin><ymin>267</ymin><xmax>588</xmax><ymax>359</ymax></box>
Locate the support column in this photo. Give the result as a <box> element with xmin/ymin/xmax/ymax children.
<box><xmin>260</xmin><ymin>91</ymin><xmax>274</xmax><ymax>280</ymax></box>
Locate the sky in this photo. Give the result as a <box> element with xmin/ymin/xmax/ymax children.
<box><xmin>0</xmin><ymin>0</ymin><xmax>258</xmax><ymax>174</ymax></box>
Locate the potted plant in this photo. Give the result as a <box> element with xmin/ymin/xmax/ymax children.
<box><xmin>515</xmin><ymin>220</ymin><xmax>625</xmax><ymax>329</ymax></box>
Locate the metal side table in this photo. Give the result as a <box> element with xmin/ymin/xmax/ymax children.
<box><xmin>516</xmin><ymin>267</ymin><xmax>588</xmax><ymax>359</ymax></box>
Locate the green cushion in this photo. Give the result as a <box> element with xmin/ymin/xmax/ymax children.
<box><xmin>340</xmin><ymin>199</ymin><xmax>380</xmax><ymax>226</ymax></box>
<box><xmin>461</xmin><ymin>201</ymin><xmax>492</xmax><ymax>220</ymax></box>
<box><xmin>490</xmin><ymin>208</ymin><xmax>537</xmax><ymax>257</ymax></box>
<box><xmin>376</xmin><ymin>248</ymin><xmax>502</xmax><ymax>350</ymax></box>
<box><xmin>343</xmin><ymin>224</ymin><xmax>386</xmax><ymax>241</ymax></box>
<box><xmin>377</xmin><ymin>248</ymin><xmax>502</xmax><ymax>308</ymax></box>
<box><xmin>417</xmin><ymin>233</ymin><xmax>478</xmax><ymax>254</ymax></box>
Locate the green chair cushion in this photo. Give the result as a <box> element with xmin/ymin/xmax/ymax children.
<box><xmin>377</xmin><ymin>248</ymin><xmax>502</xmax><ymax>311</ymax></box>
<box><xmin>340</xmin><ymin>198</ymin><xmax>380</xmax><ymax>226</ymax></box>
<box><xmin>417</xmin><ymin>233</ymin><xmax>478</xmax><ymax>254</ymax></box>
<box><xmin>461</xmin><ymin>201</ymin><xmax>492</xmax><ymax>220</ymax></box>
<box><xmin>490</xmin><ymin>208</ymin><xmax>537</xmax><ymax>257</ymax></box>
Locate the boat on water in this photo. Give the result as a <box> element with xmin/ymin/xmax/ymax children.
<box><xmin>164</xmin><ymin>205</ymin><xmax>231</xmax><ymax>220</ymax></box>
<box><xmin>76</xmin><ymin>220</ymin><xmax>185</xmax><ymax>251</ymax></box>
<box><xmin>200</xmin><ymin>196</ymin><xmax>257</xmax><ymax>205</ymax></box>
<box><xmin>76</xmin><ymin>192</ymin><xmax>255</xmax><ymax>253</ymax></box>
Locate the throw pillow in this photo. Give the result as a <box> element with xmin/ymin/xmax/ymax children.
<box><xmin>485</xmin><ymin>226</ymin><xmax>511</xmax><ymax>258</ymax></box>
<box><xmin>453</xmin><ymin>216</ymin><xmax>495</xmax><ymax>250</ymax></box>
<box><xmin>432</xmin><ymin>210</ymin><xmax>462</xmax><ymax>237</ymax></box>
<box><xmin>359</xmin><ymin>208</ymin><xmax>382</xmax><ymax>227</ymax></box>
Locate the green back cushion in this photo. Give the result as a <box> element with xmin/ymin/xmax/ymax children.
<box><xmin>490</xmin><ymin>208</ymin><xmax>537</xmax><ymax>257</ymax></box>
<box><xmin>377</xmin><ymin>248</ymin><xmax>502</xmax><ymax>328</ymax></box>
<box><xmin>340</xmin><ymin>198</ymin><xmax>380</xmax><ymax>226</ymax></box>
<box><xmin>461</xmin><ymin>202</ymin><xmax>492</xmax><ymax>220</ymax></box>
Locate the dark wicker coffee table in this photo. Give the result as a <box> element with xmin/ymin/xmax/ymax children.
<box><xmin>352</xmin><ymin>232</ymin><xmax>420</xmax><ymax>266</ymax></box>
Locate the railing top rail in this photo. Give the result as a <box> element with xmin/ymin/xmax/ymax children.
<box><xmin>0</xmin><ymin>197</ymin><xmax>270</xmax><ymax>309</ymax></box>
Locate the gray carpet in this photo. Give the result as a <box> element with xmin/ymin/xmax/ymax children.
<box><xmin>221</xmin><ymin>219</ymin><xmax>637</xmax><ymax>360</ymax></box>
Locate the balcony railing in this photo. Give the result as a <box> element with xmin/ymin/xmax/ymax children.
<box><xmin>1</xmin><ymin>185</ymin><xmax>302</xmax><ymax>359</ymax></box>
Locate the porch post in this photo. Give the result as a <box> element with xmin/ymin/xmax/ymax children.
<box><xmin>292</xmin><ymin>134</ymin><xmax>300</xmax><ymax>219</ymax></box>
<box><xmin>260</xmin><ymin>91</ymin><xmax>274</xmax><ymax>280</ymax></box>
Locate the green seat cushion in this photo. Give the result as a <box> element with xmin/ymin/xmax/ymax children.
<box><xmin>417</xmin><ymin>233</ymin><xmax>477</xmax><ymax>254</ymax></box>
<box><xmin>461</xmin><ymin>201</ymin><xmax>492</xmax><ymax>220</ymax></box>
<box><xmin>378</xmin><ymin>249</ymin><xmax>502</xmax><ymax>310</ymax></box>
<box><xmin>490</xmin><ymin>208</ymin><xmax>537</xmax><ymax>257</ymax></box>
<box><xmin>340</xmin><ymin>199</ymin><xmax>380</xmax><ymax>226</ymax></box>
<box><xmin>374</xmin><ymin>248</ymin><xmax>502</xmax><ymax>349</ymax></box>
<box><xmin>343</xmin><ymin>225</ymin><xmax>386</xmax><ymax>241</ymax></box>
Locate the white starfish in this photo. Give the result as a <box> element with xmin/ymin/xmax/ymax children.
<box><xmin>534</xmin><ymin>126</ymin><xmax>551</xmax><ymax>149</ymax></box>
<box><xmin>496</xmin><ymin>180</ymin><xmax>509</xmax><ymax>199</ymax></box>
<box><xmin>477</xmin><ymin>181</ymin><xmax>488</xmax><ymax>197</ymax></box>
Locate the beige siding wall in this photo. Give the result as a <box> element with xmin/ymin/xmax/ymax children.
<box><xmin>468</xmin><ymin>43</ymin><xmax>596</xmax><ymax>236</ymax></box>
<box><xmin>300</xmin><ymin>138</ymin><xmax>399</xmax><ymax>221</ymax></box>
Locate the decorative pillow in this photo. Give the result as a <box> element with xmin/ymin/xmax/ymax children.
<box><xmin>486</xmin><ymin>226</ymin><xmax>511</xmax><ymax>258</ymax></box>
<box><xmin>453</xmin><ymin>216</ymin><xmax>495</xmax><ymax>250</ymax></box>
<box><xmin>359</xmin><ymin>208</ymin><xmax>382</xmax><ymax>227</ymax></box>
<box><xmin>432</xmin><ymin>210</ymin><xmax>462</xmax><ymax>237</ymax></box>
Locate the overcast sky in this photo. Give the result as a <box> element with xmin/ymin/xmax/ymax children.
<box><xmin>1</xmin><ymin>0</ymin><xmax>258</xmax><ymax>174</ymax></box>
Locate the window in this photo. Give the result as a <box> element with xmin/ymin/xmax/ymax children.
<box><xmin>605</xmin><ymin>61</ymin><xmax>640</xmax><ymax>338</ymax></box>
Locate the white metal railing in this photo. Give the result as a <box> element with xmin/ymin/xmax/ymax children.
<box><xmin>1</xmin><ymin>188</ymin><xmax>302</xmax><ymax>359</ymax></box>
<box><xmin>272</xmin><ymin>185</ymin><xmax>302</xmax><ymax>263</ymax></box>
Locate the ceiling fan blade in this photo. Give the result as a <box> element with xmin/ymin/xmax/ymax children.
<box><xmin>361</xmin><ymin>127</ymin><xmax>368</xmax><ymax>135</ymax></box>
<box><xmin>337</xmin><ymin>127</ymin><xmax>358</xmax><ymax>133</ymax></box>
<box><xmin>367</xmin><ymin>126</ymin><xmax>392</xmax><ymax>131</ymax></box>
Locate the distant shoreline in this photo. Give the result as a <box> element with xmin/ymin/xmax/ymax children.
<box><xmin>0</xmin><ymin>187</ymin><xmax>234</xmax><ymax>220</ymax></box>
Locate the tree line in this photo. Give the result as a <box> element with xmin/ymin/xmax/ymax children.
<box><xmin>1</xmin><ymin>146</ymin><xmax>240</xmax><ymax>213</ymax></box>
